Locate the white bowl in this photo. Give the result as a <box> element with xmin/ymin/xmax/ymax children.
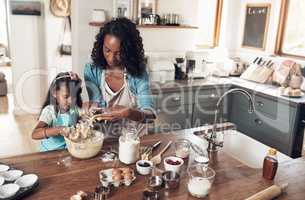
<box><xmin>0</xmin><ymin>183</ymin><xmax>20</xmax><ymax>198</ymax></box>
<box><xmin>0</xmin><ymin>177</ymin><xmax>4</xmax><ymax>186</ymax></box>
<box><xmin>0</xmin><ymin>165</ymin><xmax>9</xmax><ymax>172</ymax></box>
<box><xmin>2</xmin><ymin>170</ymin><xmax>23</xmax><ymax>182</ymax></box>
<box><xmin>164</xmin><ymin>156</ymin><xmax>184</xmax><ymax>174</ymax></box>
<box><xmin>136</xmin><ymin>160</ymin><xmax>153</xmax><ymax>175</ymax></box>
<box><xmin>65</xmin><ymin>130</ymin><xmax>104</xmax><ymax>159</ymax></box>
<box><xmin>15</xmin><ymin>174</ymin><xmax>38</xmax><ymax>188</ymax></box>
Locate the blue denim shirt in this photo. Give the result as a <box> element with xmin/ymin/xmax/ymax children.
<box><xmin>84</xmin><ymin>63</ymin><xmax>155</xmax><ymax>113</ymax></box>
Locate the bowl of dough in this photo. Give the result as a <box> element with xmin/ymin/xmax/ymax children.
<box><xmin>64</xmin><ymin>118</ymin><xmax>104</xmax><ymax>159</ymax></box>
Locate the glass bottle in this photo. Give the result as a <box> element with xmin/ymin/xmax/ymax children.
<box><xmin>262</xmin><ymin>148</ymin><xmax>278</xmax><ymax>180</ymax></box>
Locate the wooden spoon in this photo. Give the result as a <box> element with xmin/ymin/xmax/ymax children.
<box><xmin>150</xmin><ymin>141</ymin><xmax>172</xmax><ymax>165</ymax></box>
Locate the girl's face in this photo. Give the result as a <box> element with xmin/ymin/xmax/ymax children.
<box><xmin>54</xmin><ymin>85</ymin><xmax>72</xmax><ymax>113</ymax></box>
<box><xmin>103</xmin><ymin>34</ymin><xmax>121</xmax><ymax>68</ymax></box>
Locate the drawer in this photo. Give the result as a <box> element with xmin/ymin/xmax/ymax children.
<box><xmin>253</xmin><ymin>96</ymin><xmax>278</xmax><ymax>119</ymax></box>
<box><xmin>193</xmin><ymin>100</ymin><xmax>228</xmax><ymax>127</ymax></box>
<box><xmin>152</xmin><ymin>105</ymin><xmax>193</xmax><ymax>133</ymax></box>
<box><xmin>194</xmin><ymin>87</ymin><xmax>227</xmax><ymax>105</ymax></box>
<box><xmin>155</xmin><ymin>91</ymin><xmax>193</xmax><ymax>109</ymax></box>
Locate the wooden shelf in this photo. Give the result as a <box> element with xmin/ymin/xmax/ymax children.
<box><xmin>89</xmin><ymin>22</ymin><xmax>198</xmax><ymax>29</ymax></box>
<box><xmin>136</xmin><ymin>25</ymin><xmax>198</xmax><ymax>29</ymax></box>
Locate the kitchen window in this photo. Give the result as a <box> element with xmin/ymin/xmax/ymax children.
<box><xmin>276</xmin><ymin>0</ymin><xmax>305</xmax><ymax>58</ymax></box>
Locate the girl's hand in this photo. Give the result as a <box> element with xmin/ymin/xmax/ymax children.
<box><xmin>60</xmin><ymin>127</ymin><xmax>71</xmax><ymax>138</ymax></box>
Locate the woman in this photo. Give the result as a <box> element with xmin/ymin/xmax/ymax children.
<box><xmin>84</xmin><ymin>18</ymin><xmax>155</xmax><ymax>137</ymax></box>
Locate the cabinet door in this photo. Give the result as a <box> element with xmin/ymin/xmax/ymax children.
<box><xmin>149</xmin><ymin>104</ymin><xmax>192</xmax><ymax>133</ymax></box>
<box><xmin>229</xmin><ymin>92</ymin><xmax>297</xmax><ymax>156</ymax></box>
<box><xmin>192</xmin><ymin>88</ymin><xmax>228</xmax><ymax>127</ymax></box>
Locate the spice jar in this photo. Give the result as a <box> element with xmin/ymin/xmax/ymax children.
<box><xmin>262</xmin><ymin>148</ymin><xmax>278</xmax><ymax>180</ymax></box>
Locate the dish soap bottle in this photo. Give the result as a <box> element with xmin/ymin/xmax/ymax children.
<box><xmin>263</xmin><ymin>148</ymin><xmax>278</xmax><ymax>180</ymax></box>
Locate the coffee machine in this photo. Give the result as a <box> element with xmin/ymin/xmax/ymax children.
<box><xmin>185</xmin><ymin>50</ymin><xmax>210</xmax><ymax>79</ymax></box>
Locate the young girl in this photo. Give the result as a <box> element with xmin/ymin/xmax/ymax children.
<box><xmin>32</xmin><ymin>72</ymin><xmax>83</xmax><ymax>152</ymax></box>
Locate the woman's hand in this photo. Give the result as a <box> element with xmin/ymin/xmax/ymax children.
<box><xmin>82</xmin><ymin>102</ymin><xmax>102</xmax><ymax>115</ymax></box>
<box><xmin>96</xmin><ymin>105</ymin><xmax>130</xmax><ymax>122</ymax></box>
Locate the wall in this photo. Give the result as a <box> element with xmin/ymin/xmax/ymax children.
<box><xmin>71</xmin><ymin>0</ymin><xmax>218</xmax><ymax>79</ymax></box>
<box><xmin>220</xmin><ymin>0</ymin><xmax>305</xmax><ymax>66</ymax></box>
<box><xmin>10</xmin><ymin>0</ymin><xmax>72</xmax><ymax>114</ymax></box>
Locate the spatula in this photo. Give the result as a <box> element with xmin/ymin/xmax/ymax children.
<box><xmin>150</xmin><ymin>141</ymin><xmax>172</xmax><ymax>165</ymax></box>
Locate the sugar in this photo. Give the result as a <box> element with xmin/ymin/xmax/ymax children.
<box><xmin>188</xmin><ymin>177</ymin><xmax>211</xmax><ymax>198</ymax></box>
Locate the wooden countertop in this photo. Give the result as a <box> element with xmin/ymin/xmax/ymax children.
<box><xmin>2</xmin><ymin>130</ymin><xmax>305</xmax><ymax>200</ymax></box>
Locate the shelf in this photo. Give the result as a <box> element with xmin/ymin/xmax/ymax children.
<box><xmin>89</xmin><ymin>22</ymin><xmax>198</xmax><ymax>29</ymax></box>
<box><xmin>136</xmin><ymin>25</ymin><xmax>198</xmax><ymax>29</ymax></box>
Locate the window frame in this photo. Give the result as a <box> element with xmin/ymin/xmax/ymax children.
<box><xmin>213</xmin><ymin>0</ymin><xmax>223</xmax><ymax>47</ymax></box>
<box><xmin>275</xmin><ymin>0</ymin><xmax>305</xmax><ymax>59</ymax></box>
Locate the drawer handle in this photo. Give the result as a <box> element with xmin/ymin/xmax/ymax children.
<box><xmin>172</xmin><ymin>97</ymin><xmax>181</xmax><ymax>101</ymax></box>
<box><xmin>256</xmin><ymin>101</ymin><xmax>264</xmax><ymax>107</ymax></box>
<box><xmin>254</xmin><ymin>118</ymin><xmax>263</xmax><ymax>125</ymax></box>
<box><xmin>209</xmin><ymin>93</ymin><xmax>216</xmax><ymax>98</ymax></box>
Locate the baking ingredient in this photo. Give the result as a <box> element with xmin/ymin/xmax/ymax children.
<box><xmin>188</xmin><ymin>177</ymin><xmax>211</xmax><ymax>198</ymax></box>
<box><xmin>263</xmin><ymin>148</ymin><xmax>278</xmax><ymax>180</ymax></box>
<box><xmin>138</xmin><ymin>161</ymin><xmax>151</xmax><ymax>167</ymax></box>
<box><xmin>175</xmin><ymin>147</ymin><xmax>190</xmax><ymax>158</ymax></box>
<box><xmin>119</xmin><ymin>136</ymin><xmax>140</xmax><ymax>164</ymax></box>
<box><xmin>166</xmin><ymin>159</ymin><xmax>181</xmax><ymax>165</ymax></box>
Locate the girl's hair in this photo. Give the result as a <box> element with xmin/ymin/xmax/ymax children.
<box><xmin>40</xmin><ymin>72</ymin><xmax>82</xmax><ymax>115</ymax></box>
<box><xmin>91</xmin><ymin>17</ymin><xmax>146</xmax><ymax>77</ymax></box>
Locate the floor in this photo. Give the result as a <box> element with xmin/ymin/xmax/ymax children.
<box><xmin>0</xmin><ymin>65</ymin><xmax>12</xmax><ymax>93</ymax></box>
<box><xmin>0</xmin><ymin>94</ymin><xmax>39</xmax><ymax>158</ymax></box>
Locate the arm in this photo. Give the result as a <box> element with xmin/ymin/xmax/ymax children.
<box><xmin>32</xmin><ymin>121</ymin><xmax>66</xmax><ymax>140</ymax></box>
<box><xmin>84</xmin><ymin>63</ymin><xmax>102</xmax><ymax>104</ymax></box>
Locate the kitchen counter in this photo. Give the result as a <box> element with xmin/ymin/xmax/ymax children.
<box><xmin>151</xmin><ymin>77</ymin><xmax>305</xmax><ymax>105</ymax></box>
<box><xmin>2</xmin><ymin>126</ymin><xmax>305</xmax><ymax>200</ymax></box>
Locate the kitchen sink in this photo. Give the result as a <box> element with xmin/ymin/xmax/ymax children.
<box><xmin>191</xmin><ymin>129</ymin><xmax>292</xmax><ymax>169</ymax></box>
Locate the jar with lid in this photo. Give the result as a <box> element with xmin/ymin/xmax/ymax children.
<box><xmin>262</xmin><ymin>148</ymin><xmax>278</xmax><ymax>180</ymax></box>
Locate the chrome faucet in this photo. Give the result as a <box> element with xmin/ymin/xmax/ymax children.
<box><xmin>204</xmin><ymin>88</ymin><xmax>255</xmax><ymax>152</ymax></box>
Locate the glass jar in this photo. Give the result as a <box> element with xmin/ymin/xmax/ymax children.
<box><xmin>175</xmin><ymin>139</ymin><xmax>190</xmax><ymax>159</ymax></box>
<box><xmin>187</xmin><ymin>164</ymin><xmax>215</xmax><ymax>198</ymax></box>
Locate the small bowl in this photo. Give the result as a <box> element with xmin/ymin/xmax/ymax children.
<box><xmin>2</xmin><ymin>170</ymin><xmax>23</xmax><ymax>182</ymax></box>
<box><xmin>0</xmin><ymin>177</ymin><xmax>4</xmax><ymax>186</ymax></box>
<box><xmin>0</xmin><ymin>183</ymin><xmax>20</xmax><ymax>198</ymax></box>
<box><xmin>164</xmin><ymin>156</ymin><xmax>184</xmax><ymax>174</ymax></box>
<box><xmin>0</xmin><ymin>165</ymin><xmax>9</xmax><ymax>173</ymax></box>
<box><xmin>162</xmin><ymin>171</ymin><xmax>180</xmax><ymax>190</ymax></box>
<box><xmin>148</xmin><ymin>176</ymin><xmax>163</xmax><ymax>191</ymax></box>
<box><xmin>136</xmin><ymin>160</ymin><xmax>153</xmax><ymax>175</ymax></box>
<box><xmin>15</xmin><ymin>174</ymin><xmax>38</xmax><ymax>188</ymax></box>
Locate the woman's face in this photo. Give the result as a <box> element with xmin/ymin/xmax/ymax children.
<box><xmin>103</xmin><ymin>34</ymin><xmax>121</xmax><ymax>68</ymax></box>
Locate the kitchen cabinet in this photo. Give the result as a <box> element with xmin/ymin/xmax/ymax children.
<box><xmin>229</xmin><ymin>87</ymin><xmax>305</xmax><ymax>158</ymax></box>
<box><xmin>149</xmin><ymin>90</ymin><xmax>193</xmax><ymax>133</ymax></box>
<box><xmin>192</xmin><ymin>87</ymin><xmax>229</xmax><ymax>127</ymax></box>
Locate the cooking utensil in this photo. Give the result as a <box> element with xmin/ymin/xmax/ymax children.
<box><xmin>142</xmin><ymin>141</ymin><xmax>162</xmax><ymax>160</ymax></box>
<box><xmin>148</xmin><ymin>176</ymin><xmax>163</xmax><ymax>191</ymax></box>
<box><xmin>162</xmin><ymin>171</ymin><xmax>180</xmax><ymax>189</ymax></box>
<box><xmin>150</xmin><ymin>141</ymin><xmax>172</xmax><ymax>165</ymax></box>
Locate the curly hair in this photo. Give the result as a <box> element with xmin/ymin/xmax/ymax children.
<box><xmin>91</xmin><ymin>18</ymin><xmax>146</xmax><ymax>77</ymax></box>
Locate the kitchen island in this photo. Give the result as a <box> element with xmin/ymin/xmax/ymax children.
<box><xmin>2</xmin><ymin>126</ymin><xmax>305</xmax><ymax>200</ymax></box>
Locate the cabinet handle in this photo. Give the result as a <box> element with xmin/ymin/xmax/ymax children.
<box><xmin>254</xmin><ymin>118</ymin><xmax>263</xmax><ymax>125</ymax></box>
<box><xmin>256</xmin><ymin>101</ymin><xmax>264</xmax><ymax>107</ymax></box>
<box><xmin>209</xmin><ymin>93</ymin><xmax>216</xmax><ymax>98</ymax></box>
<box><xmin>172</xmin><ymin>96</ymin><xmax>181</xmax><ymax>102</ymax></box>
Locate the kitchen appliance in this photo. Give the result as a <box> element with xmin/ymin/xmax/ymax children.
<box><xmin>148</xmin><ymin>59</ymin><xmax>175</xmax><ymax>83</ymax></box>
<box><xmin>185</xmin><ymin>50</ymin><xmax>210</xmax><ymax>79</ymax></box>
<box><xmin>91</xmin><ymin>9</ymin><xmax>106</xmax><ymax>23</ymax></box>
